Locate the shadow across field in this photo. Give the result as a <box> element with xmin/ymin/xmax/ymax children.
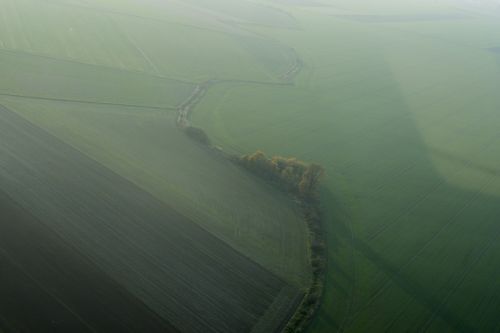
<box><xmin>312</xmin><ymin>56</ymin><xmax>500</xmax><ymax>332</ymax></box>
<box><xmin>350</xmin><ymin>233</ymin><xmax>475</xmax><ymax>332</ymax></box>
<box><xmin>322</xmin><ymin>182</ymin><xmax>500</xmax><ymax>332</ymax></box>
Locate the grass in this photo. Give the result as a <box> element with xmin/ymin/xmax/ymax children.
<box><xmin>0</xmin><ymin>50</ymin><xmax>194</xmax><ymax>108</ymax></box>
<box><xmin>191</xmin><ymin>2</ymin><xmax>500</xmax><ymax>332</ymax></box>
<box><xmin>0</xmin><ymin>0</ymin><xmax>295</xmax><ymax>82</ymax></box>
<box><xmin>0</xmin><ymin>0</ymin><xmax>152</xmax><ymax>71</ymax></box>
<box><xmin>112</xmin><ymin>15</ymin><xmax>280</xmax><ymax>81</ymax></box>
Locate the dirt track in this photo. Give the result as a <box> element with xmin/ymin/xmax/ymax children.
<box><xmin>176</xmin><ymin>49</ymin><xmax>303</xmax><ymax>127</ymax></box>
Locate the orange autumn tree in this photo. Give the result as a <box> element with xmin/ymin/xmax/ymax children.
<box><xmin>240</xmin><ymin>151</ymin><xmax>324</xmax><ymax>199</ymax></box>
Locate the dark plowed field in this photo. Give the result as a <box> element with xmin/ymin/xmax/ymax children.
<box><xmin>0</xmin><ymin>105</ymin><xmax>297</xmax><ymax>333</ymax></box>
<box><xmin>0</xmin><ymin>191</ymin><xmax>177</xmax><ymax>333</ymax></box>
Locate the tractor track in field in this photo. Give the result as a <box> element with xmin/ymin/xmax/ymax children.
<box><xmin>175</xmin><ymin>50</ymin><xmax>303</xmax><ymax>128</ymax></box>
<box><xmin>176</xmin><ymin>78</ymin><xmax>291</xmax><ymax>128</ymax></box>
<box><xmin>419</xmin><ymin>227</ymin><xmax>499</xmax><ymax>332</ymax></box>
<box><xmin>0</xmin><ymin>47</ymin><xmax>193</xmax><ymax>85</ymax></box>
<box><xmin>0</xmin><ymin>92</ymin><xmax>177</xmax><ymax>111</ymax></box>
<box><xmin>345</xmin><ymin>179</ymin><xmax>493</xmax><ymax>328</ymax></box>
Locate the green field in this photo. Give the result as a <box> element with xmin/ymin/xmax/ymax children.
<box><xmin>191</xmin><ymin>1</ymin><xmax>500</xmax><ymax>332</ymax></box>
<box><xmin>1</xmin><ymin>0</ymin><xmax>500</xmax><ymax>332</ymax></box>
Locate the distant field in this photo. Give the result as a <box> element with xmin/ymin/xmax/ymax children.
<box><xmin>112</xmin><ymin>15</ymin><xmax>293</xmax><ymax>81</ymax></box>
<box><xmin>0</xmin><ymin>50</ymin><xmax>193</xmax><ymax>108</ymax></box>
<box><xmin>0</xmin><ymin>0</ymin><xmax>152</xmax><ymax>71</ymax></box>
<box><xmin>0</xmin><ymin>0</ymin><xmax>295</xmax><ymax>82</ymax></box>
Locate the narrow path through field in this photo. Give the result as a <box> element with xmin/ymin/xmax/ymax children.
<box><xmin>175</xmin><ymin>49</ymin><xmax>303</xmax><ymax>128</ymax></box>
<box><xmin>0</xmin><ymin>47</ymin><xmax>192</xmax><ymax>85</ymax></box>
<box><xmin>0</xmin><ymin>92</ymin><xmax>176</xmax><ymax>111</ymax></box>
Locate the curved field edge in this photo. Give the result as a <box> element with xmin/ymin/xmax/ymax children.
<box><xmin>0</xmin><ymin>0</ymin><xmax>298</xmax><ymax>83</ymax></box>
<box><xmin>0</xmin><ymin>0</ymin><xmax>313</xmax><ymax>293</ymax></box>
<box><xmin>0</xmin><ymin>0</ymin><xmax>324</xmax><ymax>330</ymax></box>
<box><xmin>2</xmin><ymin>38</ymin><xmax>321</xmax><ymax>332</ymax></box>
<box><xmin>185</xmin><ymin>112</ymin><xmax>327</xmax><ymax>332</ymax></box>
<box><xmin>168</xmin><ymin>15</ymin><xmax>328</xmax><ymax>326</ymax></box>
<box><xmin>0</xmin><ymin>96</ymin><xmax>311</xmax><ymax>289</ymax></box>
<box><xmin>191</xmin><ymin>5</ymin><xmax>500</xmax><ymax>333</ymax></box>
<box><xmin>183</xmin><ymin>103</ymin><xmax>327</xmax><ymax>332</ymax></box>
<box><xmin>179</xmin><ymin>65</ymin><xmax>327</xmax><ymax>333</ymax></box>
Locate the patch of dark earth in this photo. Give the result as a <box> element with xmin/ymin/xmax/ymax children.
<box><xmin>0</xmin><ymin>105</ymin><xmax>296</xmax><ymax>333</ymax></box>
<box><xmin>0</xmin><ymin>190</ymin><xmax>177</xmax><ymax>333</ymax></box>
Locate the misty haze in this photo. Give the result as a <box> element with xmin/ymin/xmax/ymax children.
<box><xmin>0</xmin><ymin>0</ymin><xmax>499</xmax><ymax>332</ymax></box>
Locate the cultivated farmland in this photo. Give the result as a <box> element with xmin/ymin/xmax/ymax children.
<box><xmin>1</xmin><ymin>0</ymin><xmax>500</xmax><ymax>332</ymax></box>
<box><xmin>1</xmin><ymin>96</ymin><xmax>310</xmax><ymax>288</ymax></box>
<box><xmin>191</xmin><ymin>1</ymin><xmax>500</xmax><ymax>332</ymax></box>
<box><xmin>0</xmin><ymin>105</ymin><xmax>302</xmax><ymax>332</ymax></box>
<box><xmin>0</xmin><ymin>189</ymin><xmax>177</xmax><ymax>333</ymax></box>
<box><xmin>0</xmin><ymin>0</ymin><xmax>312</xmax><ymax>331</ymax></box>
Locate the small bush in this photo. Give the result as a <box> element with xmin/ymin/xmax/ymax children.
<box><xmin>184</xmin><ymin>126</ymin><xmax>210</xmax><ymax>146</ymax></box>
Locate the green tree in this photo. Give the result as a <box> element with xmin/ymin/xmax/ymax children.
<box><xmin>240</xmin><ymin>151</ymin><xmax>324</xmax><ymax>199</ymax></box>
<box><xmin>298</xmin><ymin>163</ymin><xmax>324</xmax><ymax>198</ymax></box>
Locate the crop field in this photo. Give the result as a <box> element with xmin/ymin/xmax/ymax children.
<box><xmin>0</xmin><ymin>105</ymin><xmax>303</xmax><ymax>332</ymax></box>
<box><xmin>0</xmin><ymin>50</ymin><xmax>193</xmax><ymax>108</ymax></box>
<box><xmin>0</xmin><ymin>189</ymin><xmax>177</xmax><ymax>333</ymax></box>
<box><xmin>1</xmin><ymin>96</ymin><xmax>310</xmax><ymax>288</ymax></box>
<box><xmin>190</xmin><ymin>1</ymin><xmax>500</xmax><ymax>332</ymax></box>
<box><xmin>0</xmin><ymin>0</ymin><xmax>312</xmax><ymax>332</ymax></box>
<box><xmin>1</xmin><ymin>0</ymin><xmax>500</xmax><ymax>332</ymax></box>
<box><xmin>0</xmin><ymin>0</ymin><xmax>296</xmax><ymax>82</ymax></box>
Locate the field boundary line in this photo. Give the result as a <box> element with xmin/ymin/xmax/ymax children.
<box><xmin>0</xmin><ymin>93</ymin><xmax>177</xmax><ymax>111</ymax></box>
<box><xmin>0</xmin><ymin>47</ymin><xmax>195</xmax><ymax>85</ymax></box>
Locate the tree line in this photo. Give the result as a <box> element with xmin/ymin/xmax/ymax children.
<box><xmin>239</xmin><ymin>150</ymin><xmax>324</xmax><ymax>200</ymax></box>
<box><xmin>239</xmin><ymin>150</ymin><xmax>326</xmax><ymax>331</ymax></box>
<box><xmin>180</xmin><ymin>134</ymin><xmax>327</xmax><ymax>331</ymax></box>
